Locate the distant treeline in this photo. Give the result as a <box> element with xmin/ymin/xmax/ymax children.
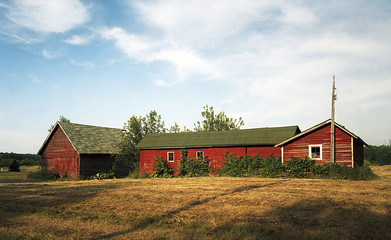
<box><xmin>0</xmin><ymin>152</ymin><xmax>40</xmax><ymax>167</ymax></box>
<box><xmin>364</xmin><ymin>145</ymin><xmax>391</xmax><ymax>165</ymax></box>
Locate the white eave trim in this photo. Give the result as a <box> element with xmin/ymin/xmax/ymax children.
<box><xmin>37</xmin><ymin>122</ymin><xmax>79</xmax><ymax>155</ymax></box>
<box><xmin>275</xmin><ymin>120</ymin><xmax>368</xmax><ymax>147</ymax></box>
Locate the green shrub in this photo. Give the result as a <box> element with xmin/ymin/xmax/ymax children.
<box><xmin>151</xmin><ymin>156</ymin><xmax>174</xmax><ymax>178</ymax></box>
<box><xmin>90</xmin><ymin>170</ymin><xmax>116</xmax><ymax>180</ymax></box>
<box><xmin>127</xmin><ymin>170</ymin><xmax>150</xmax><ymax>179</ymax></box>
<box><xmin>8</xmin><ymin>159</ymin><xmax>20</xmax><ymax>172</ymax></box>
<box><xmin>259</xmin><ymin>154</ymin><xmax>284</xmax><ymax>177</ymax></box>
<box><xmin>178</xmin><ymin>149</ymin><xmax>188</xmax><ymax>176</ymax></box>
<box><xmin>221</xmin><ymin>153</ymin><xmax>245</xmax><ymax>177</ymax></box>
<box><xmin>327</xmin><ymin>164</ymin><xmax>377</xmax><ymax>180</ymax></box>
<box><xmin>311</xmin><ymin>164</ymin><xmax>330</xmax><ymax>176</ymax></box>
<box><xmin>178</xmin><ymin>150</ymin><xmax>210</xmax><ymax>177</ymax></box>
<box><xmin>27</xmin><ymin>169</ymin><xmax>60</xmax><ymax>181</ymax></box>
<box><xmin>221</xmin><ymin>153</ymin><xmax>282</xmax><ymax>177</ymax></box>
<box><xmin>285</xmin><ymin>157</ymin><xmax>315</xmax><ymax>178</ymax></box>
<box><xmin>183</xmin><ymin>157</ymin><xmax>209</xmax><ymax>177</ymax></box>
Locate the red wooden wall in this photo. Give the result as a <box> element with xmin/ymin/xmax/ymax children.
<box><xmin>140</xmin><ymin>145</ymin><xmax>281</xmax><ymax>174</ymax></box>
<box><xmin>281</xmin><ymin>124</ymin><xmax>354</xmax><ymax>167</ymax></box>
<box><xmin>41</xmin><ymin>126</ymin><xmax>79</xmax><ymax>177</ymax></box>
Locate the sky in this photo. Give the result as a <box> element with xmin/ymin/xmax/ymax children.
<box><xmin>0</xmin><ymin>0</ymin><xmax>390</xmax><ymax>154</ymax></box>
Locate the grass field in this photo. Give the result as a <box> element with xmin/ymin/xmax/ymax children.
<box><xmin>0</xmin><ymin>166</ymin><xmax>390</xmax><ymax>239</ymax></box>
<box><xmin>0</xmin><ymin>166</ymin><xmax>39</xmax><ymax>182</ymax></box>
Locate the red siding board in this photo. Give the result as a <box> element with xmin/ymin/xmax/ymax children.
<box><xmin>40</xmin><ymin>126</ymin><xmax>79</xmax><ymax>177</ymax></box>
<box><xmin>282</xmin><ymin>124</ymin><xmax>354</xmax><ymax>167</ymax></box>
<box><xmin>140</xmin><ymin>146</ymin><xmax>281</xmax><ymax>174</ymax></box>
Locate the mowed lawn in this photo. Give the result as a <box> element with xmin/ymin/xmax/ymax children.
<box><xmin>0</xmin><ymin>166</ymin><xmax>390</xmax><ymax>240</ymax></box>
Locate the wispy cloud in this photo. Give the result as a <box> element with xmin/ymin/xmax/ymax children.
<box><xmin>70</xmin><ymin>59</ymin><xmax>95</xmax><ymax>69</ymax></box>
<box><xmin>28</xmin><ymin>74</ymin><xmax>40</xmax><ymax>84</ymax></box>
<box><xmin>4</xmin><ymin>0</ymin><xmax>89</xmax><ymax>33</ymax></box>
<box><xmin>63</xmin><ymin>34</ymin><xmax>94</xmax><ymax>45</ymax></box>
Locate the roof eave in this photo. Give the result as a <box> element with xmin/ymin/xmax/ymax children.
<box><xmin>37</xmin><ymin>122</ymin><xmax>80</xmax><ymax>155</ymax></box>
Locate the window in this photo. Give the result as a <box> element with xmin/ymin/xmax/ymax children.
<box><xmin>167</xmin><ymin>152</ymin><xmax>174</xmax><ymax>162</ymax></box>
<box><xmin>196</xmin><ymin>151</ymin><xmax>204</xmax><ymax>161</ymax></box>
<box><xmin>309</xmin><ymin>145</ymin><xmax>322</xmax><ymax>160</ymax></box>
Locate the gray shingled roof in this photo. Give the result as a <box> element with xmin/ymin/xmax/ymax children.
<box><xmin>38</xmin><ymin>122</ymin><xmax>123</xmax><ymax>155</ymax></box>
<box><xmin>137</xmin><ymin>126</ymin><xmax>301</xmax><ymax>149</ymax></box>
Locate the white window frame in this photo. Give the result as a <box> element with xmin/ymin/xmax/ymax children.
<box><xmin>196</xmin><ymin>151</ymin><xmax>204</xmax><ymax>161</ymax></box>
<box><xmin>308</xmin><ymin>145</ymin><xmax>322</xmax><ymax>160</ymax></box>
<box><xmin>167</xmin><ymin>152</ymin><xmax>174</xmax><ymax>162</ymax></box>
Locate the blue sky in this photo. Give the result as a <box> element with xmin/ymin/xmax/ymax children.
<box><xmin>1</xmin><ymin>0</ymin><xmax>390</xmax><ymax>153</ymax></box>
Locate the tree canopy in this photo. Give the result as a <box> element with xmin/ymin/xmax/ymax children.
<box><xmin>114</xmin><ymin>106</ymin><xmax>244</xmax><ymax>176</ymax></box>
<box><xmin>48</xmin><ymin>116</ymin><xmax>70</xmax><ymax>132</ymax></box>
<box><xmin>194</xmin><ymin>105</ymin><xmax>244</xmax><ymax>131</ymax></box>
<box><xmin>114</xmin><ymin>110</ymin><xmax>166</xmax><ymax>175</ymax></box>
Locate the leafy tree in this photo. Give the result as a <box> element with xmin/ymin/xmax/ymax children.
<box><xmin>364</xmin><ymin>144</ymin><xmax>391</xmax><ymax>165</ymax></box>
<box><xmin>169</xmin><ymin>122</ymin><xmax>181</xmax><ymax>133</ymax></box>
<box><xmin>8</xmin><ymin>159</ymin><xmax>20</xmax><ymax>172</ymax></box>
<box><xmin>48</xmin><ymin>116</ymin><xmax>70</xmax><ymax>132</ymax></box>
<box><xmin>194</xmin><ymin>105</ymin><xmax>244</xmax><ymax>131</ymax></box>
<box><xmin>114</xmin><ymin>111</ymin><xmax>166</xmax><ymax>175</ymax></box>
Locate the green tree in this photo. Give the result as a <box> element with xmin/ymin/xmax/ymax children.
<box><xmin>8</xmin><ymin>159</ymin><xmax>20</xmax><ymax>172</ymax></box>
<box><xmin>194</xmin><ymin>105</ymin><xmax>244</xmax><ymax>131</ymax></box>
<box><xmin>48</xmin><ymin>116</ymin><xmax>70</xmax><ymax>132</ymax></box>
<box><xmin>364</xmin><ymin>145</ymin><xmax>391</xmax><ymax>165</ymax></box>
<box><xmin>169</xmin><ymin>122</ymin><xmax>181</xmax><ymax>133</ymax></box>
<box><xmin>114</xmin><ymin>111</ymin><xmax>166</xmax><ymax>175</ymax></box>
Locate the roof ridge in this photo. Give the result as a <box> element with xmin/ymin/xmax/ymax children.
<box><xmin>59</xmin><ymin>121</ymin><xmax>122</xmax><ymax>131</ymax></box>
<box><xmin>145</xmin><ymin>125</ymin><xmax>300</xmax><ymax>136</ymax></box>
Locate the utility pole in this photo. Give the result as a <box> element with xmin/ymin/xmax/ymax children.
<box><xmin>331</xmin><ymin>76</ymin><xmax>336</xmax><ymax>164</ymax></box>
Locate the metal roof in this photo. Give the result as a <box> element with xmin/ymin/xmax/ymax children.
<box><xmin>137</xmin><ymin>126</ymin><xmax>301</xmax><ymax>149</ymax></box>
<box><xmin>38</xmin><ymin>122</ymin><xmax>123</xmax><ymax>155</ymax></box>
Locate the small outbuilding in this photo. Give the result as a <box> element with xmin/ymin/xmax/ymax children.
<box><xmin>276</xmin><ymin>119</ymin><xmax>368</xmax><ymax>167</ymax></box>
<box><xmin>38</xmin><ymin>122</ymin><xmax>123</xmax><ymax>178</ymax></box>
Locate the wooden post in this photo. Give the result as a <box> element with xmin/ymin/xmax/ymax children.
<box><xmin>331</xmin><ymin>76</ymin><xmax>336</xmax><ymax>164</ymax></box>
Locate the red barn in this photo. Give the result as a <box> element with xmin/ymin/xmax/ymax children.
<box><xmin>137</xmin><ymin>120</ymin><xmax>367</xmax><ymax>174</ymax></box>
<box><xmin>276</xmin><ymin>120</ymin><xmax>368</xmax><ymax>167</ymax></box>
<box><xmin>38</xmin><ymin>122</ymin><xmax>123</xmax><ymax>178</ymax></box>
<box><xmin>137</xmin><ymin>126</ymin><xmax>301</xmax><ymax>174</ymax></box>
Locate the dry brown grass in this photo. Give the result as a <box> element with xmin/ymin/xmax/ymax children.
<box><xmin>1</xmin><ymin>166</ymin><xmax>390</xmax><ymax>239</ymax></box>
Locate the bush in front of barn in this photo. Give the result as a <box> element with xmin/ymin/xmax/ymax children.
<box><xmin>178</xmin><ymin>149</ymin><xmax>210</xmax><ymax>177</ymax></box>
<box><xmin>27</xmin><ymin>169</ymin><xmax>60</xmax><ymax>181</ymax></box>
<box><xmin>151</xmin><ymin>155</ymin><xmax>174</xmax><ymax>178</ymax></box>
<box><xmin>285</xmin><ymin>157</ymin><xmax>315</xmax><ymax>178</ymax></box>
<box><xmin>221</xmin><ymin>153</ymin><xmax>283</xmax><ymax>177</ymax></box>
<box><xmin>221</xmin><ymin>154</ymin><xmax>377</xmax><ymax>180</ymax></box>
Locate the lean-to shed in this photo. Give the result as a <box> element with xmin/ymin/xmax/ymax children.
<box><xmin>38</xmin><ymin>122</ymin><xmax>123</xmax><ymax>178</ymax></box>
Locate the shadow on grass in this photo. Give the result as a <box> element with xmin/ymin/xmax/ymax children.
<box><xmin>92</xmin><ymin>181</ymin><xmax>284</xmax><ymax>240</ymax></box>
<box><xmin>0</xmin><ymin>181</ymin><xmax>123</xmax><ymax>226</ymax></box>
<box><xmin>208</xmin><ymin>198</ymin><xmax>391</xmax><ymax>240</ymax></box>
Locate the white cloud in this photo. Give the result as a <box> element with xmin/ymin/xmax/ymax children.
<box><xmin>98</xmin><ymin>0</ymin><xmax>391</xmax><ymax>144</ymax></box>
<box><xmin>70</xmin><ymin>59</ymin><xmax>95</xmax><ymax>69</ymax></box>
<box><xmin>99</xmin><ymin>27</ymin><xmax>151</xmax><ymax>60</ymax></box>
<box><xmin>5</xmin><ymin>0</ymin><xmax>89</xmax><ymax>33</ymax></box>
<box><xmin>28</xmin><ymin>74</ymin><xmax>40</xmax><ymax>84</ymax></box>
<box><xmin>42</xmin><ymin>50</ymin><xmax>55</xmax><ymax>59</ymax></box>
<box><xmin>149</xmin><ymin>48</ymin><xmax>221</xmax><ymax>80</ymax></box>
<box><xmin>63</xmin><ymin>34</ymin><xmax>94</xmax><ymax>45</ymax></box>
